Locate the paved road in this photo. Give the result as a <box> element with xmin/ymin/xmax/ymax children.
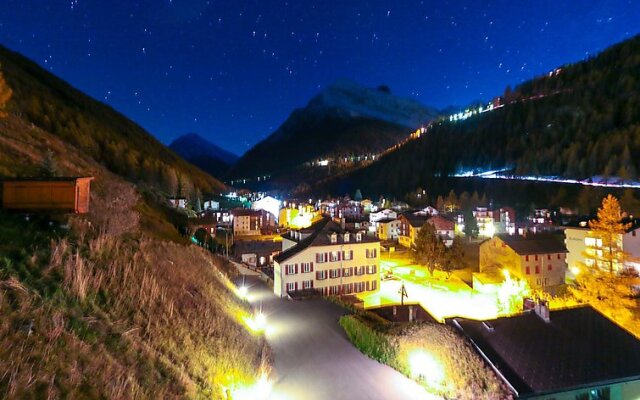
<box><xmin>240</xmin><ymin>276</ymin><xmax>436</xmax><ymax>400</ymax></box>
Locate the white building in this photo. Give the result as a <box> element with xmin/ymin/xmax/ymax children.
<box><xmin>203</xmin><ymin>200</ymin><xmax>220</xmax><ymax>211</ymax></box>
<box><xmin>274</xmin><ymin>218</ymin><xmax>381</xmax><ymax>297</ymax></box>
<box><xmin>564</xmin><ymin>219</ymin><xmax>640</xmax><ymax>276</ymax></box>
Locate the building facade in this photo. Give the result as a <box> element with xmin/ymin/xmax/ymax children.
<box><xmin>274</xmin><ymin>219</ymin><xmax>381</xmax><ymax>298</ymax></box>
<box><xmin>479</xmin><ymin>234</ymin><xmax>568</xmax><ymax>293</ymax></box>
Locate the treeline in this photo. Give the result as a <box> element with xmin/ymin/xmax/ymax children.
<box><xmin>0</xmin><ymin>45</ymin><xmax>225</xmax><ymax>195</ymax></box>
<box><xmin>339</xmin><ymin>35</ymin><xmax>640</xmax><ymax>194</ymax></box>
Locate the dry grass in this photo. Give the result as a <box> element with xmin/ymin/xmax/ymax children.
<box><xmin>0</xmin><ymin>123</ymin><xmax>269</xmax><ymax>399</ymax></box>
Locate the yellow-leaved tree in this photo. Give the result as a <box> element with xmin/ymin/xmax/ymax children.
<box><xmin>570</xmin><ymin>195</ymin><xmax>639</xmax><ymax>337</ymax></box>
<box><xmin>0</xmin><ymin>63</ymin><xmax>12</xmax><ymax>118</ymax></box>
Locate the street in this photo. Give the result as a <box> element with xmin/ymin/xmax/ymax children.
<box><xmin>240</xmin><ymin>276</ymin><xmax>436</xmax><ymax>400</ymax></box>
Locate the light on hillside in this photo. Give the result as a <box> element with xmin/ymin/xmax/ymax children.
<box><xmin>230</xmin><ymin>373</ymin><xmax>272</xmax><ymax>400</ymax></box>
<box><xmin>408</xmin><ymin>350</ymin><xmax>444</xmax><ymax>389</ymax></box>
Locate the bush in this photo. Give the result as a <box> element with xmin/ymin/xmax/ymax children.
<box><xmin>339</xmin><ymin>315</ymin><xmax>397</xmax><ymax>365</ymax></box>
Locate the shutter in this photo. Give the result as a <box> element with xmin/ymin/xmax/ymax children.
<box><xmin>350</xmin><ymin>250</ymin><xmax>354</xmax><ymax>259</ymax></box>
<box><xmin>338</xmin><ymin>251</ymin><xmax>342</xmax><ymax>261</ymax></box>
<box><xmin>285</xmin><ymin>264</ymin><xmax>289</xmax><ymax>275</ymax></box>
<box><xmin>316</xmin><ymin>253</ymin><xmax>320</xmax><ymax>263</ymax></box>
<box><xmin>366</xmin><ymin>281</ymin><xmax>370</xmax><ymax>291</ymax></box>
<box><xmin>295</xmin><ymin>282</ymin><xmax>298</xmax><ymax>291</ymax></box>
<box><xmin>316</xmin><ymin>271</ymin><xmax>320</xmax><ymax>280</ymax></box>
<box><xmin>310</xmin><ymin>262</ymin><xmax>314</xmax><ymax>272</ymax></box>
<box><xmin>372</xmin><ymin>265</ymin><xmax>377</xmax><ymax>274</ymax></box>
<box><xmin>310</xmin><ymin>280</ymin><xmax>314</xmax><ymax>289</ymax></box>
<box><xmin>350</xmin><ymin>267</ymin><xmax>354</xmax><ymax>276</ymax></box>
<box><xmin>325</xmin><ymin>252</ymin><xmax>329</xmax><ymax>262</ymax></box>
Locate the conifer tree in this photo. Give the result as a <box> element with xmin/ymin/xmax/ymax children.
<box><xmin>0</xmin><ymin>65</ymin><xmax>12</xmax><ymax>118</ymax></box>
<box><xmin>411</xmin><ymin>222</ymin><xmax>445</xmax><ymax>276</ymax></box>
<box><xmin>586</xmin><ymin>194</ymin><xmax>631</xmax><ymax>273</ymax></box>
<box><xmin>41</xmin><ymin>149</ymin><xmax>59</xmax><ymax>177</ymax></box>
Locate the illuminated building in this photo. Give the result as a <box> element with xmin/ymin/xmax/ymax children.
<box><xmin>251</xmin><ymin>195</ymin><xmax>281</xmax><ymax>222</ymax></box>
<box><xmin>376</xmin><ymin>217</ymin><xmax>401</xmax><ymax>241</ymax></box>
<box><xmin>398</xmin><ymin>213</ymin><xmax>455</xmax><ymax>247</ymax></box>
<box><xmin>232</xmin><ymin>208</ymin><xmax>273</xmax><ymax>236</ymax></box>
<box><xmin>273</xmin><ymin>217</ymin><xmax>381</xmax><ymax>297</ymax></box>
<box><xmin>479</xmin><ymin>234</ymin><xmax>567</xmax><ymax>294</ymax></box>
<box><xmin>450</xmin><ymin>304</ymin><xmax>640</xmax><ymax>399</ymax></box>
<box><xmin>564</xmin><ymin>218</ymin><xmax>640</xmax><ymax>275</ymax></box>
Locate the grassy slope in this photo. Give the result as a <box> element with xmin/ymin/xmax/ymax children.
<box><xmin>0</xmin><ymin>115</ymin><xmax>268</xmax><ymax>399</ymax></box>
<box><xmin>0</xmin><ymin>45</ymin><xmax>225</xmax><ymax>195</ymax></box>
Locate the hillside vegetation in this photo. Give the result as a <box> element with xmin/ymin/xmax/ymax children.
<box><xmin>0</xmin><ymin>45</ymin><xmax>225</xmax><ymax>195</ymax></box>
<box><xmin>0</xmin><ymin>65</ymin><xmax>267</xmax><ymax>397</ymax></box>
<box><xmin>334</xmin><ymin>35</ymin><xmax>640</xmax><ymax>195</ymax></box>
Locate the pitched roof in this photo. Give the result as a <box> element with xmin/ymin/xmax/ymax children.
<box><xmin>427</xmin><ymin>215</ymin><xmax>454</xmax><ymax>231</ymax></box>
<box><xmin>401</xmin><ymin>212</ymin><xmax>429</xmax><ymax>228</ymax></box>
<box><xmin>497</xmin><ymin>234</ymin><xmax>567</xmax><ymax>255</ymax></box>
<box><xmin>451</xmin><ymin>306</ymin><xmax>640</xmax><ymax>397</ymax></box>
<box><xmin>274</xmin><ymin>217</ymin><xmax>378</xmax><ymax>263</ymax></box>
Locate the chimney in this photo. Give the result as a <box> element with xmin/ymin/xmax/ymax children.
<box><xmin>534</xmin><ymin>299</ymin><xmax>551</xmax><ymax>323</ymax></box>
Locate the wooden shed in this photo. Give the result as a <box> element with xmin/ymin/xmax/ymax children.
<box><xmin>2</xmin><ymin>177</ymin><xmax>94</xmax><ymax>214</ymax></box>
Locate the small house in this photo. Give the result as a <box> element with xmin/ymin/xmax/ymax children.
<box><xmin>2</xmin><ymin>177</ymin><xmax>94</xmax><ymax>214</ymax></box>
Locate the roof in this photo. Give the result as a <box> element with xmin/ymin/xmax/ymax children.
<box><xmin>232</xmin><ymin>208</ymin><xmax>263</xmax><ymax>217</ymax></box>
<box><xmin>564</xmin><ymin>216</ymin><xmax>640</xmax><ymax>233</ymax></box>
<box><xmin>376</xmin><ymin>217</ymin><xmax>399</xmax><ymax>224</ymax></box>
<box><xmin>3</xmin><ymin>176</ymin><xmax>94</xmax><ymax>182</ymax></box>
<box><xmin>400</xmin><ymin>212</ymin><xmax>429</xmax><ymax>228</ymax></box>
<box><xmin>427</xmin><ymin>215</ymin><xmax>454</xmax><ymax>231</ymax></box>
<box><xmin>451</xmin><ymin>306</ymin><xmax>640</xmax><ymax>397</ymax></box>
<box><xmin>274</xmin><ymin>217</ymin><xmax>379</xmax><ymax>263</ymax></box>
<box><xmin>496</xmin><ymin>234</ymin><xmax>567</xmax><ymax>255</ymax></box>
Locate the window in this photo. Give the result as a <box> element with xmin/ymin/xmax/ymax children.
<box><xmin>316</xmin><ymin>253</ymin><xmax>327</xmax><ymax>263</ymax></box>
<box><xmin>303</xmin><ymin>280</ymin><xmax>313</xmax><ymax>289</ymax></box>
<box><xmin>366</xmin><ymin>248</ymin><xmax>378</xmax><ymax>258</ymax></box>
<box><xmin>526</xmin><ymin>266</ymin><xmax>530</xmax><ymax>275</ymax></box>
<box><xmin>355</xmin><ymin>266</ymin><xmax>365</xmax><ymax>276</ymax></box>
<box><xmin>370</xmin><ymin>280</ymin><xmax>377</xmax><ymax>290</ymax></box>
<box><xmin>354</xmin><ymin>282</ymin><xmax>365</xmax><ymax>293</ymax></box>
<box><xmin>343</xmin><ymin>267</ymin><xmax>352</xmax><ymax>277</ymax></box>
<box><xmin>330</xmin><ymin>251</ymin><xmax>340</xmax><ymax>262</ymax></box>
<box><xmin>535</xmin><ymin>255</ymin><xmax>539</xmax><ymax>261</ymax></box>
<box><xmin>342</xmin><ymin>250</ymin><xmax>354</xmax><ymax>260</ymax></box>
<box><xmin>557</xmin><ymin>253</ymin><xmax>561</xmax><ymax>259</ymax></box>
<box><xmin>342</xmin><ymin>283</ymin><xmax>353</xmax><ymax>294</ymax></box>
<box><xmin>330</xmin><ymin>268</ymin><xmax>341</xmax><ymax>279</ymax></box>
<box><xmin>286</xmin><ymin>264</ymin><xmax>297</xmax><ymax>275</ymax></box>
<box><xmin>547</xmin><ymin>254</ymin><xmax>551</xmax><ymax>260</ymax></box>
<box><xmin>367</xmin><ymin>265</ymin><xmax>377</xmax><ymax>274</ymax></box>
<box><xmin>526</xmin><ymin>255</ymin><xmax>529</xmax><ymax>262</ymax></box>
<box><xmin>286</xmin><ymin>282</ymin><xmax>296</xmax><ymax>292</ymax></box>
<box><xmin>548</xmin><ymin>263</ymin><xmax>552</xmax><ymax>271</ymax></box>
<box><xmin>316</xmin><ymin>270</ymin><xmax>327</xmax><ymax>280</ymax></box>
<box><xmin>302</xmin><ymin>262</ymin><xmax>313</xmax><ymax>273</ymax></box>
<box><xmin>535</xmin><ymin>265</ymin><xmax>540</xmax><ymax>274</ymax></box>
<box><xmin>330</xmin><ymin>285</ymin><xmax>340</xmax><ymax>295</ymax></box>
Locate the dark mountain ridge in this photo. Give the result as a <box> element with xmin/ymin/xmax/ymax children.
<box><xmin>229</xmin><ymin>80</ymin><xmax>440</xmax><ymax>178</ymax></box>
<box><xmin>169</xmin><ymin>132</ymin><xmax>238</xmax><ymax>177</ymax></box>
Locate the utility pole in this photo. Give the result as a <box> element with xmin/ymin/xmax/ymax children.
<box><xmin>399</xmin><ymin>283</ymin><xmax>408</xmax><ymax>306</ymax></box>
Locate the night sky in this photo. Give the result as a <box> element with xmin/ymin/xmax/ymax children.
<box><xmin>1</xmin><ymin>1</ymin><xmax>638</xmax><ymax>155</ymax></box>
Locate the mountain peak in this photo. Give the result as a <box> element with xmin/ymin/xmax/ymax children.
<box><xmin>307</xmin><ymin>80</ymin><xmax>437</xmax><ymax>128</ymax></box>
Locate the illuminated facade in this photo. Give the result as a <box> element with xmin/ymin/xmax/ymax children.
<box><xmin>479</xmin><ymin>234</ymin><xmax>568</xmax><ymax>294</ymax></box>
<box><xmin>273</xmin><ymin>218</ymin><xmax>381</xmax><ymax>297</ymax></box>
<box><xmin>398</xmin><ymin>213</ymin><xmax>455</xmax><ymax>247</ymax></box>
<box><xmin>564</xmin><ymin>219</ymin><xmax>640</xmax><ymax>274</ymax></box>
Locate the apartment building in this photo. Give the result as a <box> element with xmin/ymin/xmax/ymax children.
<box><xmin>479</xmin><ymin>233</ymin><xmax>568</xmax><ymax>294</ymax></box>
<box><xmin>273</xmin><ymin>218</ymin><xmax>381</xmax><ymax>298</ymax></box>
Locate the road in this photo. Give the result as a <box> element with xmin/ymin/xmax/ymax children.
<box><xmin>240</xmin><ymin>276</ymin><xmax>436</xmax><ymax>400</ymax></box>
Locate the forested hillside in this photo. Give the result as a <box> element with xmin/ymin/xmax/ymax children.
<box><xmin>0</xmin><ymin>45</ymin><xmax>225</xmax><ymax>195</ymax></box>
<box><xmin>335</xmin><ymin>35</ymin><xmax>640</xmax><ymax>195</ymax></box>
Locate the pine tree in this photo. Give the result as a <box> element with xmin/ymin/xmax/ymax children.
<box><xmin>463</xmin><ymin>210</ymin><xmax>479</xmax><ymax>239</ymax></box>
<box><xmin>411</xmin><ymin>222</ymin><xmax>445</xmax><ymax>276</ymax></box>
<box><xmin>0</xmin><ymin>65</ymin><xmax>12</xmax><ymax>118</ymax></box>
<box><xmin>586</xmin><ymin>195</ymin><xmax>631</xmax><ymax>273</ymax></box>
<box><xmin>41</xmin><ymin>149</ymin><xmax>59</xmax><ymax>177</ymax></box>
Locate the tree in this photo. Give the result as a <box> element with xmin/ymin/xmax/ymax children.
<box><xmin>193</xmin><ymin>187</ymin><xmax>203</xmax><ymax>213</ymax></box>
<box><xmin>411</xmin><ymin>222</ymin><xmax>445</xmax><ymax>276</ymax></box>
<box><xmin>0</xmin><ymin>64</ymin><xmax>12</xmax><ymax>118</ymax></box>
<box><xmin>41</xmin><ymin>149</ymin><xmax>59</xmax><ymax>177</ymax></box>
<box><xmin>440</xmin><ymin>238</ymin><xmax>464</xmax><ymax>278</ymax></box>
<box><xmin>463</xmin><ymin>210</ymin><xmax>479</xmax><ymax>239</ymax></box>
<box><xmin>354</xmin><ymin>188</ymin><xmax>363</xmax><ymax>202</ymax></box>
<box><xmin>586</xmin><ymin>195</ymin><xmax>631</xmax><ymax>273</ymax></box>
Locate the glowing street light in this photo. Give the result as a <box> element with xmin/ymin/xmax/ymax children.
<box><xmin>408</xmin><ymin>350</ymin><xmax>444</xmax><ymax>389</ymax></box>
<box><xmin>238</xmin><ymin>286</ymin><xmax>248</xmax><ymax>299</ymax></box>
<box><xmin>230</xmin><ymin>373</ymin><xmax>272</xmax><ymax>400</ymax></box>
